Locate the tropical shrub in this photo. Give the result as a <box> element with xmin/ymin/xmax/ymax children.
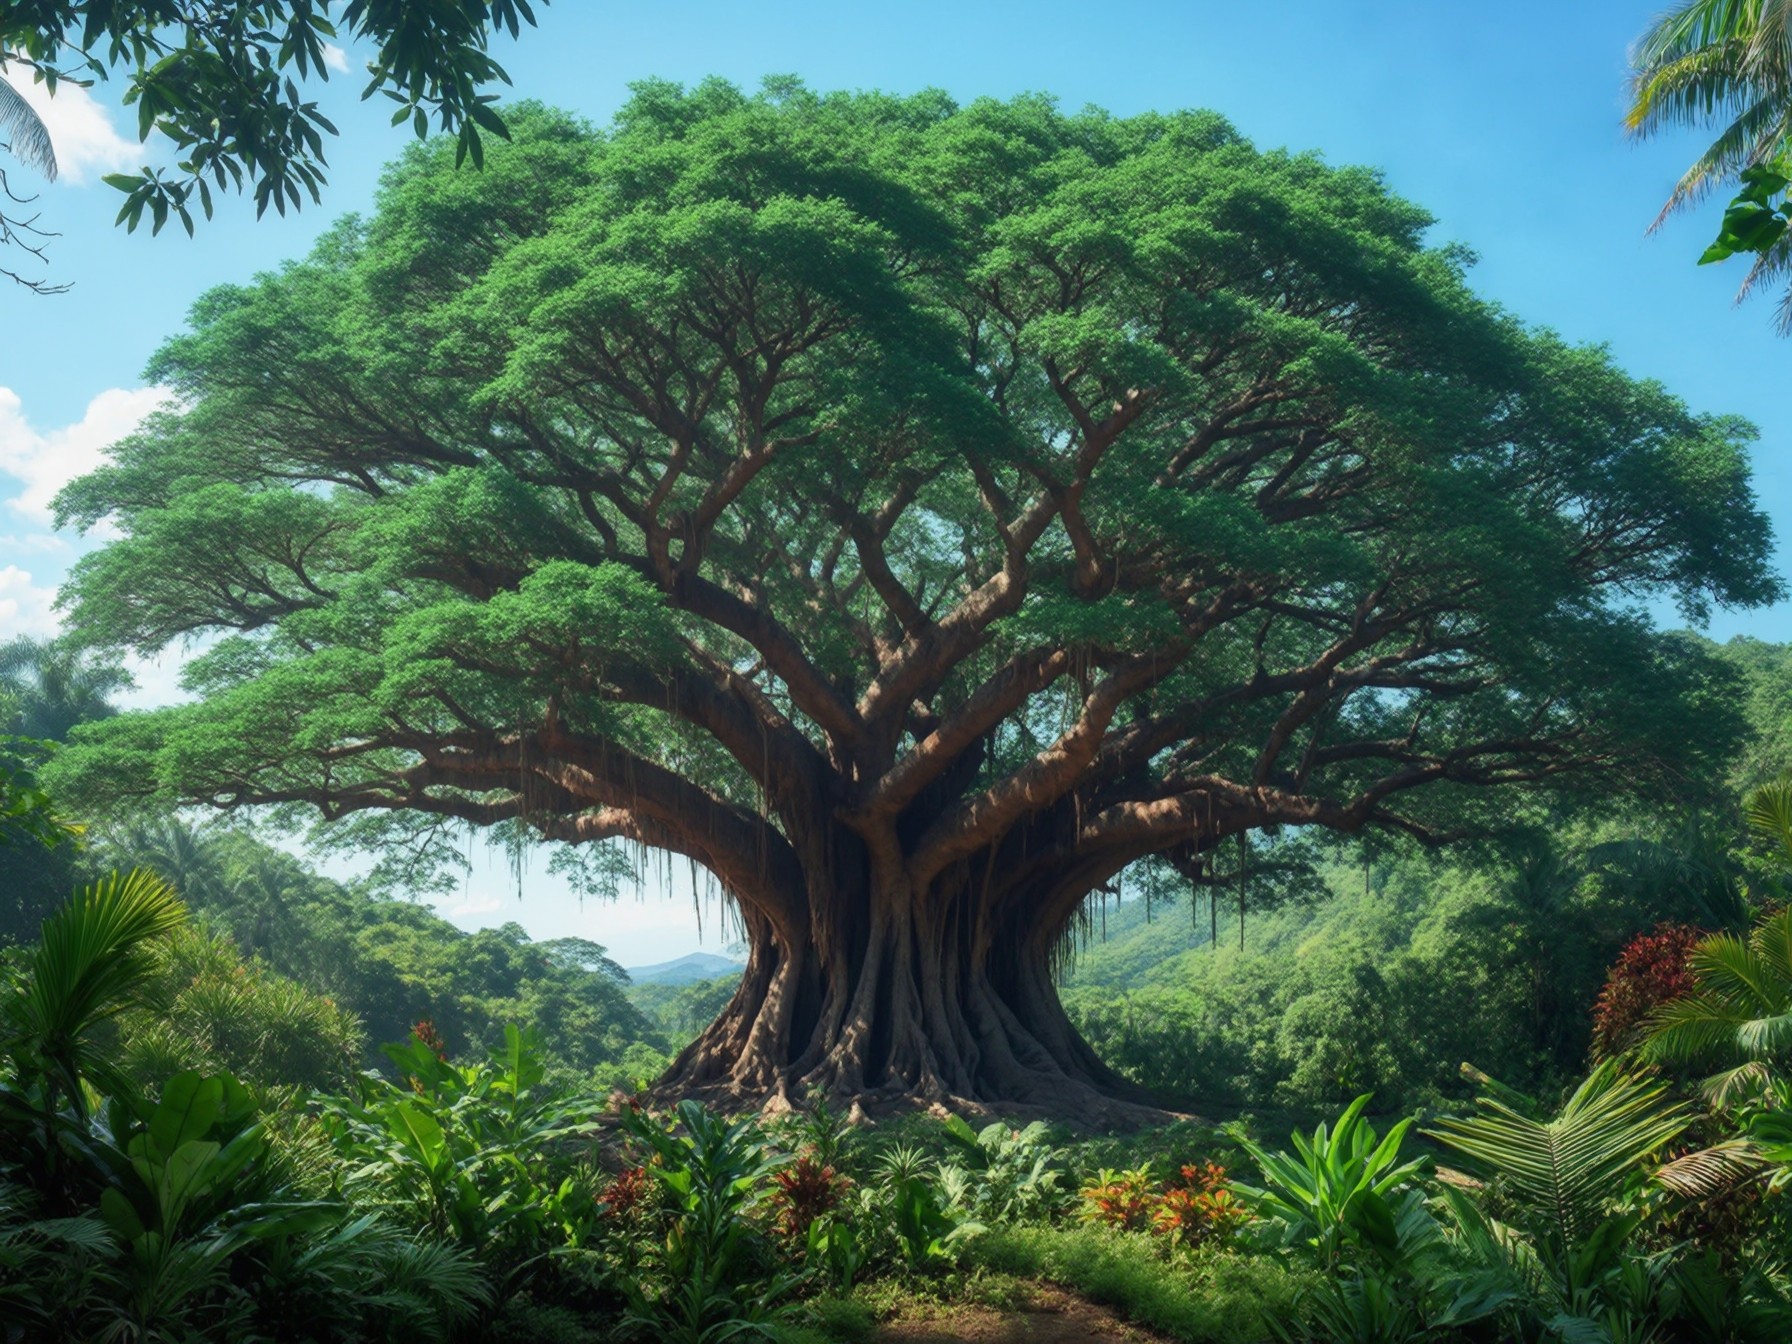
<box><xmin>1591</xmin><ymin>922</ymin><xmax>1706</xmax><ymax>1060</ymax></box>
<box><xmin>1425</xmin><ymin>1063</ymin><xmax>1706</xmax><ymax>1340</ymax></box>
<box><xmin>0</xmin><ymin>874</ymin><xmax>490</xmax><ymax>1343</ymax></box>
<box><xmin>1076</xmin><ymin>1160</ymin><xmax>1249</xmax><ymax>1252</ymax></box>
<box><xmin>1079</xmin><ymin>1164</ymin><xmax>1158</xmax><ymax>1232</ymax></box>
<box><xmin>1229</xmin><ymin>1095</ymin><xmax>1431</xmax><ymax>1273</ymax></box>
<box><xmin>1642</xmin><ymin>907</ymin><xmax>1792</xmax><ymax>1103</ymax></box>
<box><xmin>116</xmin><ymin>922</ymin><xmax>365</xmax><ymax>1096</ymax></box>
<box><xmin>615</xmin><ymin>1098</ymin><xmax>800</xmax><ymax>1343</ymax></box>
<box><xmin>1152</xmin><ymin>1164</ymin><xmax>1251</xmax><ymax>1250</ymax></box>
<box><xmin>770</xmin><ymin>1152</ymin><xmax>851</xmax><ymax>1242</ymax></box>
<box><xmin>317</xmin><ymin>1024</ymin><xmax>604</xmax><ymax>1287</ymax></box>
<box><xmin>937</xmin><ymin>1115</ymin><xmax>1070</xmax><ymax>1223</ymax></box>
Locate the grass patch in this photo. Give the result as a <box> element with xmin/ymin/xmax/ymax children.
<box><xmin>790</xmin><ymin>1293</ymin><xmax>879</xmax><ymax>1344</ymax></box>
<box><xmin>971</xmin><ymin>1225</ymin><xmax>1312</xmax><ymax>1344</ymax></box>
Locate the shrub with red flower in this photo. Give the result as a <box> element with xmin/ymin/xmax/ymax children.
<box><xmin>770</xmin><ymin>1153</ymin><xmax>851</xmax><ymax>1240</ymax></box>
<box><xmin>1591</xmin><ymin>923</ymin><xmax>1706</xmax><ymax>1060</ymax></box>
<box><xmin>411</xmin><ymin>1018</ymin><xmax>449</xmax><ymax>1062</ymax></box>
<box><xmin>597</xmin><ymin>1164</ymin><xmax>654</xmax><ymax>1220</ymax></box>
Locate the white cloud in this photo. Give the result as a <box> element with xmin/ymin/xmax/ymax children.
<box><xmin>440</xmin><ymin>894</ymin><xmax>504</xmax><ymax>919</ymax></box>
<box><xmin>0</xmin><ymin>386</ymin><xmax>196</xmax><ymax>706</ymax></box>
<box><xmin>1</xmin><ymin>66</ymin><xmax>139</xmax><ymax>185</ymax></box>
<box><xmin>0</xmin><ymin>384</ymin><xmax>171</xmax><ymax>525</ymax></box>
<box><xmin>321</xmin><ymin>44</ymin><xmax>350</xmax><ymax>74</ymax></box>
<box><xmin>0</xmin><ymin>563</ymin><xmax>57</xmax><ymax>637</ymax></box>
<box><xmin>115</xmin><ymin>646</ymin><xmax>197</xmax><ymax>710</ymax></box>
<box><xmin>0</xmin><ymin>531</ymin><xmax>67</xmax><ymax>555</ymax></box>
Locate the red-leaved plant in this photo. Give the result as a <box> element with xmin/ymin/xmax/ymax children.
<box><xmin>1080</xmin><ymin>1161</ymin><xmax>1250</xmax><ymax>1245</ymax></box>
<box><xmin>1591</xmin><ymin>923</ymin><xmax>1706</xmax><ymax>1060</ymax></box>
<box><xmin>411</xmin><ymin>1018</ymin><xmax>449</xmax><ymax>1062</ymax></box>
<box><xmin>1150</xmin><ymin>1163</ymin><xmax>1251</xmax><ymax>1247</ymax></box>
<box><xmin>598</xmin><ymin>1164</ymin><xmax>654</xmax><ymax>1220</ymax></box>
<box><xmin>770</xmin><ymin>1153</ymin><xmax>851</xmax><ymax>1240</ymax></box>
<box><xmin>1078</xmin><ymin>1165</ymin><xmax>1157</xmax><ymax>1231</ymax></box>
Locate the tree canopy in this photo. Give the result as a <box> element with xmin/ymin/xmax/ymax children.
<box><xmin>49</xmin><ymin>82</ymin><xmax>1782</xmax><ymax>1107</ymax></box>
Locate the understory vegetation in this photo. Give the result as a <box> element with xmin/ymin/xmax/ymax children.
<box><xmin>5</xmin><ymin>634</ymin><xmax>1792</xmax><ymax>1338</ymax></box>
<box><xmin>4</xmin><ymin>763</ymin><xmax>1792</xmax><ymax>1340</ymax></box>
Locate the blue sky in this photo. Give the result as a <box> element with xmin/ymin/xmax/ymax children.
<box><xmin>2</xmin><ymin>0</ymin><xmax>1787</xmax><ymax>959</ymax></box>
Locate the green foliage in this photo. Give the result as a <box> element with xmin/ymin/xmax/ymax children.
<box><xmin>0</xmin><ymin>638</ymin><xmax>129</xmax><ymax>744</ymax></box>
<box><xmin>1699</xmin><ymin>159</ymin><xmax>1792</xmax><ymax>265</ymax></box>
<box><xmin>2</xmin><ymin>867</ymin><xmax>185</xmax><ymax>1112</ymax></box>
<box><xmin>117</xmin><ymin>923</ymin><xmax>366</xmax><ymax>1097</ymax></box>
<box><xmin>1068</xmin><ymin>796</ymin><xmax>1781</xmax><ymax>1113</ymax></box>
<box><xmin>80</xmin><ymin>1070</ymin><xmax>342</xmax><ymax>1327</ymax></box>
<box><xmin>628</xmin><ymin>973</ymin><xmax>744</xmax><ymax>1052</ymax></box>
<box><xmin>0</xmin><ymin>877</ymin><xmax>491</xmax><ymax>1342</ymax></box>
<box><xmin>1642</xmin><ymin>908</ymin><xmax>1792</xmax><ymax>1101</ymax></box>
<box><xmin>3</xmin><ymin>1</ymin><xmax>548</xmax><ymax>239</ymax></box>
<box><xmin>319</xmin><ymin>1024</ymin><xmax>600</xmax><ymax>1281</ymax></box>
<box><xmin>99</xmin><ymin>818</ymin><xmax>666</xmax><ymax>1086</ymax></box>
<box><xmin>616</xmin><ymin>1098</ymin><xmax>802</xmax><ymax>1342</ymax></box>
<box><xmin>1</xmin><ymin>863</ymin><xmax>1787</xmax><ymax>1344</ymax></box>
<box><xmin>883</xmin><ymin>1159</ymin><xmax>983</xmax><ymax>1271</ymax></box>
<box><xmin>936</xmin><ymin>1115</ymin><xmax>1070</xmax><ymax>1224</ymax></box>
<box><xmin>0</xmin><ymin>737</ymin><xmax>82</xmax><ymax>860</ymax></box>
<box><xmin>1229</xmin><ymin>1095</ymin><xmax>1430</xmax><ymax>1272</ymax></box>
<box><xmin>1626</xmin><ymin>1</ymin><xmax>1792</xmax><ymax>325</ymax></box>
<box><xmin>1426</xmin><ymin>1064</ymin><xmax>1690</xmax><ymax>1268</ymax></box>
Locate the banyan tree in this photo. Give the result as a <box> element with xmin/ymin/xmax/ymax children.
<box><xmin>52</xmin><ymin>84</ymin><xmax>1778</xmax><ymax>1110</ymax></box>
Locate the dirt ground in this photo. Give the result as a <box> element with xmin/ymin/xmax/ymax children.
<box><xmin>872</xmin><ymin>1283</ymin><xmax>1171</xmax><ymax>1344</ymax></box>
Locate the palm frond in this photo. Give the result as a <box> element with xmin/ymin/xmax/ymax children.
<box><xmin>1632</xmin><ymin>0</ymin><xmax>1759</xmax><ymax>69</ymax></box>
<box><xmin>1701</xmin><ymin>1059</ymin><xmax>1776</xmax><ymax>1106</ymax></box>
<box><xmin>1689</xmin><ymin>933</ymin><xmax>1785</xmax><ymax>1015</ymax></box>
<box><xmin>3</xmin><ymin>869</ymin><xmax>187</xmax><ymax>1108</ymax></box>
<box><xmin>1654</xmin><ymin>1138</ymin><xmax>1768</xmax><ymax>1197</ymax></box>
<box><xmin>1735</xmin><ymin>223</ymin><xmax>1792</xmax><ymax>305</ymax></box>
<box><xmin>0</xmin><ymin>77</ymin><xmax>56</xmax><ymax>181</ymax></box>
<box><xmin>1654</xmin><ymin>97</ymin><xmax>1791</xmax><ymax>222</ymax></box>
<box><xmin>1628</xmin><ymin>40</ymin><xmax>1769</xmax><ymax>136</ymax></box>
<box><xmin>1745</xmin><ymin>778</ymin><xmax>1792</xmax><ymax>864</ymax></box>
<box><xmin>1424</xmin><ymin>1063</ymin><xmax>1690</xmax><ymax>1251</ymax></box>
<box><xmin>1737</xmin><ymin>1009</ymin><xmax>1792</xmax><ymax>1055</ymax></box>
<box><xmin>1751</xmin><ymin>908</ymin><xmax>1792</xmax><ymax>983</ymax></box>
<box><xmin>1642</xmin><ymin>989</ymin><xmax>1755</xmax><ymax>1066</ymax></box>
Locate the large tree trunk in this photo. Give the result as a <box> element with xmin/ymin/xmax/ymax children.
<box><xmin>655</xmin><ymin>845</ymin><xmax>1148</xmax><ymax>1115</ymax></box>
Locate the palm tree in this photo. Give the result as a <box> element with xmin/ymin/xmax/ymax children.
<box><xmin>1641</xmin><ymin>907</ymin><xmax>1792</xmax><ymax>1101</ymax></box>
<box><xmin>0</xmin><ymin>637</ymin><xmax>130</xmax><ymax>742</ymax></box>
<box><xmin>0</xmin><ymin>69</ymin><xmax>61</xmax><ymax>293</ymax></box>
<box><xmin>1425</xmin><ymin>1065</ymin><xmax>1698</xmax><ymax>1333</ymax></box>
<box><xmin>1637</xmin><ymin>778</ymin><xmax>1792</xmax><ymax>1101</ymax></box>
<box><xmin>1</xmin><ymin>868</ymin><xmax>186</xmax><ymax>1115</ymax></box>
<box><xmin>0</xmin><ymin>73</ymin><xmax>57</xmax><ymax>181</ymax></box>
<box><xmin>1627</xmin><ymin>1</ymin><xmax>1792</xmax><ymax>325</ymax></box>
<box><xmin>107</xmin><ymin>816</ymin><xmax>231</xmax><ymax>908</ymax></box>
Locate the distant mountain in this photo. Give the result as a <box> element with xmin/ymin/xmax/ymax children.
<box><xmin>624</xmin><ymin>951</ymin><xmax>745</xmax><ymax>986</ymax></box>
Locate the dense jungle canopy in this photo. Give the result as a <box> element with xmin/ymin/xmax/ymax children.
<box><xmin>44</xmin><ymin>81</ymin><xmax>1782</xmax><ymax>1110</ymax></box>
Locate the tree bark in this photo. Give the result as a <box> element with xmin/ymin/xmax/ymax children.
<box><xmin>654</xmin><ymin>832</ymin><xmax>1150</xmax><ymax>1114</ymax></box>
